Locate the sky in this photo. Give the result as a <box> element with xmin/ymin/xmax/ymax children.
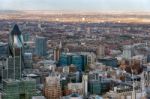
<box><xmin>0</xmin><ymin>0</ymin><xmax>150</xmax><ymax>12</ymax></box>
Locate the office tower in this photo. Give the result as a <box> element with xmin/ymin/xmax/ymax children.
<box><xmin>88</xmin><ymin>80</ymin><xmax>101</xmax><ymax>95</ymax></box>
<box><xmin>82</xmin><ymin>74</ymin><xmax>88</xmax><ymax>97</ymax></box>
<box><xmin>87</xmin><ymin>52</ymin><xmax>96</xmax><ymax>65</ymax></box>
<box><xmin>7</xmin><ymin>56</ymin><xmax>22</xmax><ymax>79</ymax></box>
<box><xmin>43</xmin><ymin>76</ymin><xmax>62</xmax><ymax>99</ymax></box>
<box><xmin>23</xmin><ymin>33</ymin><xmax>30</xmax><ymax>42</ymax></box>
<box><xmin>96</xmin><ymin>45</ymin><xmax>105</xmax><ymax>59</ymax></box>
<box><xmin>24</xmin><ymin>53</ymin><xmax>33</xmax><ymax>68</ymax></box>
<box><xmin>0</xmin><ymin>42</ymin><xmax>8</xmax><ymax>57</ymax></box>
<box><xmin>71</xmin><ymin>55</ymin><xmax>83</xmax><ymax>71</ymax></box>
<box><xmin>35</xmin><ymin>36</ymin><xmax>47</xmax><ymax>56</ymax></box>
<box><xmin>54</xmin><ymin>41</ymin><xmax>62</xmax><ymax>61</ymax></box>
<box><xmin>7</xmin><ymin>24</ymin><xmax>24</xmax><ymax>79</ymax></box>
<box><xmin>58</xmin><ymin>53</ymin><xmax>87</xmax><ymax>71</ymax></box>
<box><xmin>24</xmin><ymin>41</ymin><xmax>34</xmax><ymax>53</ymax></box>
<box><xmin>8</xmin><ymin>24</ymin><xmax>24</xmax><ymax>57</ymax></box>
<box><xmin>2</xmin><ymin>24</ymin><xmax>36</xmax><ymax>99</ymax></box>
<box><xmin>54</xmin><ymin>48</ymin><xmax>61</xmax><ymax>62</ymax></box>
<box><xmin>58</xmin><ymin>53</ymin><xmax>71</xmax><ymax>66</ymax></box>
<box><xmin>2</xmin><ymin>78</ymin><xmax>36</xmax><ymax>99</ymax></box>
<box><xmin>147</xmin><ymin>54</ymin><xmax>150</xmax><ymax>63</ymax></box>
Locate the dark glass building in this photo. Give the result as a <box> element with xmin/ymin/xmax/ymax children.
<box><xmin>35</xmin><ymin>36</ymin><xmax>47</xmax><ymax>57</ymax></box>
<box><xmin>0</xmin><ymin>43</ymin><xmax>8</xmax><ymax>57</ymax></box>
<box><xmin>58</xmin><ymin>53</ymin><xmax>87</xmax><ymax>71</ymax></box>
<box><xmin>98</xmin><ymin>58</ymin><xmax>118</xmax><ymax>68</ymax></box>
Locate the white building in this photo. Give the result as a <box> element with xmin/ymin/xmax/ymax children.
<box><xmin>123</xmin><ymin>45</ymin><xmax>133</xmax><ymax>59</ymax></box>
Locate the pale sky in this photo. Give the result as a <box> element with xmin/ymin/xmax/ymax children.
<box><xmin>0</xmin><ymin>0</ymin><xmax>150</xmax><ymax>12</ymax></box>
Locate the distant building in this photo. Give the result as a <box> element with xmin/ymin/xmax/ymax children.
<box><xmin>54</xmin><ymin>41</ymin><xmax>62</xmax><ymax>62</ymax></box>
<box><xmin>96</xmin><ymin>45</ymin><xmax>105</xmax><ymax>59</ymax></box>
<box><xmin>123</xmin><ymin>45</ymin><xmax>133</xmax><ymax>59</ymax></box>
<box><xmin>147</xmin><ymin>54</ymin><xmax>150</xmax><ymax>63</ymax></box>
<box><xmin>82</xmin><ymin>74</ymin><xmax>88</xmax><ymax>97</ymax></box>
<box><xmin>54</xmin><ymin>47</ymin><xmax>61</xmax><ymax>62</ymax></box>
<box><xmin>98</xmin><ymin>57</ymin><xmax>118</xmax><ymax>68</ymax></box>
<box><xmin>58</xmin><ymin>53</ymin><xmax>88</xmax><ymax>71</ymax></box>
<box><xmin>23</xmin><ymin>33</ymin><xmax>30</xmax><ymax>42</ymax></box>
<box><xmin>24</xmin><ymin>52</ymin><xmax>33</xmax><ymax>69</ymax></box>
<box><xmin>0</xmin><ymin>42</ymin><xmax>8</xmax><ymax>57</ymax></box>
<box><xmin>35</xmin><ymin>36</ymin><xmax>47</xmax><ymax>56</ymax></box>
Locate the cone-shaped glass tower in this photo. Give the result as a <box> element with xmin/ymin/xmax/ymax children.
<box><xmin>7</xmin><ymin>24</ymin><xmax>24</xmax><ymax>79</ymax></box>
<box><xmin>8</xmin><ymin>24</ymin><xmax>24</xmax><ymax>56</ymax></box>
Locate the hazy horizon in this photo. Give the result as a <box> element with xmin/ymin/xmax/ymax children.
<box><xmin>0</xmin><ymin>0</ymin><xmax>150</xmax><ymax>12</ymax></box>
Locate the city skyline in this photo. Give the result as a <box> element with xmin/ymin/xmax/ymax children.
<box><xmin>0</xmin><ymin>0</ymin><xmax>150</xmax><ymax>12</ymax></box>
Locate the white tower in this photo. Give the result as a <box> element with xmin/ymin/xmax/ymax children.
<box><xmin>82</xmin><ymin>74</ymin><xmax>88</xmax><ymax>97</ymax></box>
<box><xmin>131</xmin><ymin>70</ymin><xmax>136</xmax><ymax>99</ymax></box>
<box><xmin>141</xmin><ymin>71</ymin><xmax>146</xmax><ymax>98</ymax></box>
<box><xmin>123</xmin><ymin>45</ymin><xmax>133</xmax><ymax>59</ymax></box>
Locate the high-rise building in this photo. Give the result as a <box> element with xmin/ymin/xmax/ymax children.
<box><xmin>58</xmin><ymin>53</ymin><xmax>71</xmax><ymax>66</ymax></box>
<box><xmin>96</xmin><ymin>45</ymin><xmax>105</xmax><ymax>59</ymax></box>
<box><xmin>2</xmin><ymin>78</ymin><xmax>36</xmax><ymax>99</ymax></box>
<box><xmin>43</xmin><ymin>76</ymin><xmax>62</xmax><ymax>99</ymax></box>
<box><xmin>8</xmin><ymin>24</ymin><xmax>24</xmax><ymax>57</ymax></box>
<box><xmin>7</xmin><ymin>24</ymin><xmax>24</xmax><ymax>79</ymax></box>
<box><xmin>82</xmin><ymin>74</ymin><xmax>88</xmax><ymax>97</ymax></box>
<box><xmin>2</xmin><ymin>24</ymin><xmax>37</xmax><ymax>99</ymax></box>
<box><xmin>24</xmin><ymin>53</ymin><xmax>33</xmax><ymax>69</ymax></box>
<box><xmin>54</xmin><ymin>48</ymin><xmax>61</xmax><ymax>62</ymax></box>
<box><xmin>23</xmin><ymin>33</ymin><xmax>30</xmax><ymax>42</ymax></box>
<box><xmin>6</xmin><ymin>56</ymin><xmax>22</xmax><ymax>79</ymax></box>
<box><xmin>53</xmin><ymin>41</ymin><xmax>62</xmax><ymax>62</ymax></box>
<box><xmin>35</xmin><ymin>36</ymin><xmax>47</xmax><ymax>57</ymax></box>
<box><xmin>58</xmin><ymin>53</ymin><xmax>88</xmax><ymax>71</ymax></box>
<box><xmin>0</xmin><ymin>42</ymin><xmax>8</xmax><ymax>57</ymax></box>
<box><xmin>71</xmin><ymin>55</ymin><xmax>84</xmax><ymax>71</ymax></box>
<box><xmin>88</xmin><ymin>80</ymin><xmax>101</xmax><ymax>95</ymax></box>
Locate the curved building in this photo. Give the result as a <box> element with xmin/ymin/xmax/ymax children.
<box><xmin>7</xmin><ymin>24</ymin><xmax>24</xmax><ymax>79</ymax></box>
<box><xmin>8</xmin><ymin>24</ymin><xmax>24</xmax><ymax>56</ymax></box>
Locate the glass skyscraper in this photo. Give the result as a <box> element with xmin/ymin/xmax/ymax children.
<box><xmin>35</xmin><ymin>36</ymin><xmax>47</xmax><ymax>56</ymax></box>
<box><xmin>2</xmin><ymin>24</ymin><xmax>37</xmax><ymax>99</ymax></box>
<box><xmin>58</xmin><ymin>53</ymin><xmax>87</xmax><ymax>71</ymax></box>
<box><xmin>7</xmin><ymin>24</ymin><xmax>24</xmax><ymax>79</ymax></box>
